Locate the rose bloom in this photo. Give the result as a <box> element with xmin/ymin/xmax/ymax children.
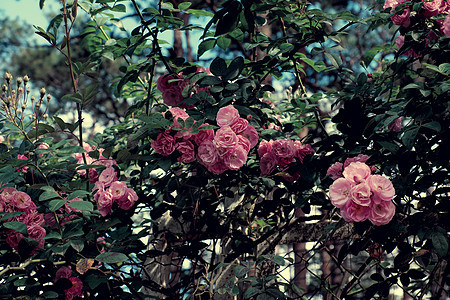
<box><xmin>117</xmin><ymin>188</ymin><xmax>137</xmax><ymax>210</ymax></box>
<box><xmin>176</xmin><ymin>141</ymin><xmax>196</xmax><ymax>163</ymax></box>
<box><xmin>109</xmin><ymin>181</ymin><xmax>128</xmax><ymax>201</ymax></box>
<box><xmin>230</xmin><ymin>118</ymin><xmax>249</xmax><ymax>134</ymax></box>
<box><xmin>350</xmin><ymin>182</ymin><xmax>372</xmax><ymax>207</ymax></box>
<box><xmin>241</xmin><ymin>125</ymin><xmax>259</xmax><ymax>148</ymax></box>
<box><xmin>98</xmin><ymin>166</ymin><xmax>118</xmax><ymax>187</ymax></box>
<box><xmin>369</xmin><ymin>201</ymin><xmax>396</xmax><ymax>226</ymax></box>
<box><xmin>294</xmin><ymin>141</ymin><xmax>314</xmax><ymax>163</ymax></box>
<box><xmin>258</xmin><ymin>139</ymin><xmax>273</xmax><ymax>157</ymax></box>
<box><xmin>65</xmin><ymin>277</ymin><xmax>83</xmax><ymax>300</ymax></box>
<box><xmin>23</xmin><ymin>209</ymin><xmax>45</xmax><ymax>226</ymax></box>
<box><xmin>17</xmin><ymin>154</ymin><xmax>29</xmax><ymax>172</ymax></box>
<box><xmin>55</xmin><ymin>266</ymin><xmax>72</xmax><ymax>282</ymax></box>
<box><xmin>216</xmin><ymin>105</ymin><xmax>240</xmax><ymax>127</ymax></box>
<box><xmin>260</xmin><ymin>152</ymin><xmax>279</xmax><ymax>176</ymax></box>
<box><xmin>327</xmin><ymin>162</ymin><xmax>344</xmax><ymax>180</ymax></box>
<box><xmin>97</xmin><ymin>190</ymin><xmax>113</xmax><ymax>217</ymax></box>
<box><xmin>11</xmin><ymin>191</ymin><xmax>35</xmax><ymax>211</ymax></box>
<box><xmin>192</xmin><ymin>123</ymin><xmax>214</xmax><ymax>146</ymax></box>
<box><xmin>388</xmin><ymin>117</ymin><xmax>402</xmax><ymax>132</ymax></box>
<box><xmin>214</xmin><ymin>126</ymin><xmax>238</xmax><ymax>149</ymax></box>
<box><xmin>223</xmin><ymin>145</ymin><xmax>248</xmax><ymax>170</ymax></box>
<box><xmin>207</xmin><ymin>159</ymin><xmax>229</xmax><ymax>175</ymax></box>
<box><xmin>367</xmin><ymin>175</ymin><xmax>396</xmax><ymax>203</ymax></box>
<box><xmin>422</xmin><ymin>0</ymin><xmax>445</xmax><ymax>17</ymax></box>
<box><xmin>6</xmin><ymin>230</ymin><xmax>24</xmax><ymax>250</ymax></box>
<box><xmin>151</xmin><ymin>131</ymin><xmax>176</xmax><ymax>156</ymax></box>
<box><xmin>237</xmin><ymin>135</ymin><xmax>251</xmax><ymax>153</ymax></box>
<box><xmin>157</xmin><ymin>74</ymin><xmax>187</xmax><ymax>107</ymax></box>
<box><xmin>329</xmin><ymin>178</ymin><xmax>353</xmax><ymax>208</ymax></box>
<box><xmin>197</xmin><ymin>140</ymin><xmax>219</xmax><ymax>166</ymax></box>
<box><xmin>272</xmin><ymin>139</ymin><xmax>296</xmax><ymax>159</ymax></box>
<box><xmin>343</xmin><ymin>162</ymin><xmax>371</xmax><ymax>184</ymax></box>
<box><xmin>343</xmin><ymin>154</ymin><xmax>370</xmax><ymax>168</ymax></box>
<box><xmin>442</xmin><ymin>13</ymin><xmax>450</xmax><ymax>36</ymax></box>
<box><xmin>342</xmin><ymin>200</ymin><xmax>371</xmax><ymax>223</ymax></box>
<box><xmin>28</xmin><ymin>224</ymin><xmax>46</xmax><ymax>249</ymax></box>
<box><xmin>384</xmin><ymin>0</ymin><xmax>406</xmax><ymax>9</ymax></box>
<box><xmin>391</xmin><ymin>8</ymin><xmax>411</xmax><ymax>27</ymax></box>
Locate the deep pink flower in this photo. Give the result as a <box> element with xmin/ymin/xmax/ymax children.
<box><xmin>258</xmin><ymin>139</ymin><xmax>273</xmax><ymax>157</ymax></box>
<box><xmin>216</xmin><ymin>105</ymin><xmax>240</xmax><ymax>127</ymax></box>
<box><xmin>27</xmin><ymin>224</ymin><xmax>46</xmax><ymax>249</ymax></box>
<box><xmin>6</xmin><ymin>230</ymin><xmax>24</xmax><ymax>250</ymax></box>
<box><xmin>223</xmin><ymin>145</ymin><xmax>248</xmax><ymax>170</ymax></box>
<box><xmin>369</xmin><ymin>201</ymin><xmax>396</xmax><ymax>226</ymax></box>
<box><xmin>367</xmin><ymin>175</ymin><xmax>396</xmax><ymax>203</ymax></box>
<box><xmin>109</xmin><ymin>181</ymin><xmax>128</xmax><ymax>201</ymax></box>
<box><xmin>422</xmin><ymin>0</ymin><xmax>445</xmax><ymax>17</ymax></box>
<box><xmin>192</xmin><ymin>123</ymin><xmax>214</xmax><ymax>146</ymax></box>
<box><xmin>391</xmin><ymin>8</ymin><xmax>411</xmax><ymax>27</ymax></box>
<box><xmin>23</xmin><ymin>209</ymin><xmax>45</xmax><ymax>226</ymax></box>
<box><xmin>294</xmin><ymin>141</ymin><xmax>315</xmax><ymax>163</ymax></box>
<box><xmin>98</xmin><ymin>167</ymin><xmax>118</xmax><ymax>187</ymax></box>
<box><xmin>350</xmin><ymin>182</ymin><xmax>372</xmax><ymax>207</ymax></box>
<box><xmin>214</xmin><ymin>126</ymin><xmax>238</xmax><ymax>149</ymax></box>
<box><xmin>260</xmin><ymin>152</ymin><xmax>279</xmax><ymax>176</ymax></box>
<box><xmin>241</xmin><ymin>125</ymin><xmax>259</xmax><ymax>148</ymax></box>
<box><xmin>157</xmin><ymin>74</ymin><xmax>187</xmax><ymax>107</ymax></box>
<box><xmin>343</xmin><ymin>162</ymin><xmax>371</xmax><ymax>184</ymax></box>
<box><xmin>176</xmin><ymin>141</ymin><xmax>196</xmax><ymax>163</ymax></box>
<box><xmin>65</xmin><ymin>277</ymin><xmax>83</xmax><ymax>300</ymax></box>
<box><xmin>237</xmin><ymin>135</ymin><xmax>251</xmax><ymax>153</ymax></box>
<box><xmin>151</xmin><ymin>131</ymin><xmax>176</xmax><ymax>156</ymax></box>
<box><xmin>11</xmin><ymin>191</ymin><xmax>34</xmax><ymax>210</ymax></box>
<box><xmin>327</xmin><ymin>162</ymin><xmax>344</xmax><ymax>180</ymax></box>
<box><xmin>207</xmin><ymin>159</ymin><xmax>228</xmax><ymax>175</ymax></box>
<box><xmin>17</xmin><ymin>154</ymin><xmax>29</xmax><ymax>172</ymax></box>
<box><xmin>197</xmin><ymin>140</ymin><xmax>219</xmax><ymax>166</ymax></box>
<box><xmin>396</xmin><ymin>35</ymin><xmax>419</xmax><ymax>57</ymax></box>
<box><xmin>329</xmin><ymin>178</ymin><xmax>353</xmax><ymax>208</ymax></box>
<box><xmin>442</xmin><ymin>13</ymin><xmax>450</xmax><ymax>35</ymax></box>
<box><xmin>230</xmin><ymin>118</ymin><xmax>248</xmax><ymax>134</ymax></box>
<box><xmin>272</xmin><ymin>139</ymin><xmax>296</xmax><ymax>159</ymax></box>
<box><xmin>55</xmin><ymin>266</ymin><xmax>72</xmax><ymax>282</ymax></box>
<box><xmin>117</xmin><ymin>188</ymin><xmax>137</xmax><ymax>210</ymax></box>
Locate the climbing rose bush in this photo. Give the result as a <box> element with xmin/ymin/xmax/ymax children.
<box><xmin>327</xmin><ymin>159</ymin><xmax>396</xmax><ymax>226</ymax></box>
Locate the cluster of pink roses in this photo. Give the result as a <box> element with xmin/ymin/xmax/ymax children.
<box><xmin>151</xmin><ymin>105</ymin><xmax>259</xmax><ymax>174</ymax></box>
<box><xmin>74</xmin><ymin>144</ymin><xmax>117</xmax><ymax>183</ymax></box>
<box><xmin>258</xmin><ymin>138</ymin><xmax>314</xmax><ymax>181</ymax></box>
<box><xmin>93</xmin><ymin>167</ymin><xmax>138</xmax><ymax>216</ymax></box>
<box><xmin>385</xmin><ymin>0</ymin><xmax>450</xmax><ymax>56</ymax></box>
<box><xmin>156</xmin><ymin>69</ymin><xmax>210</xmax><ymax>107</ymax></box>
<box><xmin>327</xmin><ymin>155</ymin><xmax>396</xmax><ymax>226</ymax></box>
<box><xmin>0</xmin><ymin>187</ymin><xmax>46</xmax><ymax>252</ymax></box>
<box><xmin>54</xmin><ymin>266</ymin><xmax>83</xmax><ymax>300</ymax></box>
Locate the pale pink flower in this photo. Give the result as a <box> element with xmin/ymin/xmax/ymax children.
<box><xmin>151</xmin><ymin>131</ymin><xmax>176</xmax><ymax>156</ymax></box>
<box><xmin>11</xmin><ymin>191</ymin><xmax>34</xmax><ymax>210</ymax></box>
<box><xmin>343</xmin><ymin>154</ymin><xmax>370</xmax><ymax>168</ymax></box>
<box><xmin>176</xmin><ymin>141</ymin><xmax>196</xmax><ymax>163</ymax></box>
<box><xmin>109</xmin><ymin>181</ymin><xmax>128</xmax><ymax>201</ymax></box>
<box><xmin>343</xmin><ymin>162</ymin><xmax>371</xmax><ymax>184</ymax></box>
<box><xmin>388</xmin><ymin>117</ymin><xmax>402</xmax><ymax>132</ymax></box>
<box><xmin>267</xmin><ymin>123</ymin><xmax>281</xmax><ymax>131</ymax></box>
<box><xmin>216</xmin><ymin>105</ymin><xmax>240</xmax><ymax>127</ymax></box>
<box><xmin>98</xmin><ymin>167</ymin><xmax>118</xmax><ymax>187</ymax></box>
<box><xmin>258</xmin><ymin>139</ymin><xmax>273</xmax><ymax>157</ymax></box>
<box><xmin>1</xmin><ymin>186</ymin><xmax>17</xmax><ymax>203</ymax></box>
<box><xmin>97</xmin><ymin>190</ymin><xmax>113</xmax><ymax>217</ymax></box>
<box><xmin>442</xmin><ymin>13</ymin><xmax>450</xmax><ymax>35</ymax></box>
<box><xmin>327</xmin><ymin>162</ymin><xmax>344</xmax><ymax>180</ymax></box>
<box><xmin>117</xmin><ymin>188</ymin><xmax>137</xmax><ymax>210</ymax></box>
<box><xmin>350</xmin><ymin>182</ymin><xmax>372</xmax><ymax>207</ymax></box>
<box><xmin>197</xmin><ymin>140</ymin><xmax>219</xmax><ymax>166</ymax></box>
<box><xmin>342</xmin><ymin>201</ymin><xmax>371</xmax><ymax>223</ymax></box>
<box><xmin>369</xmin><ymin>201</ymin><xmax>396</xmax><ymax>226</ymax></box>
<box><xmin>214</xmin><ymin>126</ymin><xmax>238</xmax><ymax>149</ymax></box>
<box><xmin>36</xmin><ymin>142</ymin><xmax>50</xmax><ymax>157</ymax></box>
<box><xmin>384</xmin><ymin>0</ymin><xmax>406</xmax><ymax>9</ymax></box>
<box><xmin>329</xmin><ymin>178</ymin><xmax>353</xmax><ymax>208</ymax></box>
<box><xmin>260</xmin><ymin>152</ymin><xmax>279</xmax><ymax>176</ymax></box>
<box><xmin>230</xmin><ymin>118</ymin><xmax>248</xmax><ymax>134</ymax></box>
<box><xmin>27</xmin><ymin>224</ymin><xmax>46</xmax><ymax>249</ymax></box>
<box><xmin>367</xmin><ymin>175</ymin><xmax>396</xmax><ymax>203</ymax></box>
<box><xmin>223</xmin><ymin>145</ymin><xmax>248</xmax><ymax>170</ymax></box>
<box><xmin>241</xmin><ymin>125</ymin><xmax>259</xmax><ymax>148</ymax></box>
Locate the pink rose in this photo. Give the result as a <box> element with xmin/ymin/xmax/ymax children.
<box><xmin>329</xmin><ymin>178</ymin><xmax>353</xmax><ymax>208</ymax></box>
<box><xmin>391</xmin><ymin>8</ymin><xmax>411</xmax><ymax>27</ymax></box>
<box><xmin>6</xmin><ymin>230</ymin><xmax>24</xmax><ymax>250</ymax></box>
<box><xmin>88</xmin><ymin>168</ymin><xmax>99</xmax><ymax>183</ymax></box>
<box><xmin>342</xmin><ymin>201</ymin><xmax>371</xmax><ymax>223</ymax></box>
<box><xmin>422</xmin><ymin>0</ymin><xmax>445</xmax><ymax>17</ymax></box>
<box><xmin>214</xmin><ymin>126</ymin><xmax>238</xmax><ymax>150</ymax></box>
<box><xmin>369</xmin><ymin>201</ymin><xmax>396</xmax><ymax>226</ymax></box>
<box><xmin>367</xmin><ymin>175</ymin><xmax>396</xmax><ymax>203</ymax></box>
<box><xmin>223</xmin><ymin>145</ymin><xmax>248</xmax><ymax>170</ymax></box>
<box><xmin>342</xmin><ymin>162</ymin><xmax>371</xmax><ymax>184</ymax></box>
<box><xmin>384</xmin><ymin>0</ymin><xmax>406</xmax><ymax>9</ymax></box>
<box><xmin>207</xmin><ymin>159</ymin><xmax>228</xmax><ymax>175</ymax></box>
<box><xmin>97</xmin><ymin>190</ymin><xmax>113</xmax><ymax>217</ymax></box>
<box><xmin>176</xmin><ymin>141</ymin><xmax>196</xmax><ymax>163</ymax></box>
<box><xmin>388</xmin><ymin>117</ymin><xmax>402</xmax><ymax>132</ymax></box>
<box><xmin>192</xmin><ymin>123</ymin><xmax>214</xmax><ymax>146</ymax></box>
<box><xmin>272</xmin><ymin>139</ymin><xmax>296</xmax><ymax>159</ymax></box>
<box><xmin>395</xmin><ymin>35</ymin><xmax>419</xmax><ymax>57</ymax></box>
<box><xmin>157</xmin><ymin>74</ymin><xmax>187</xmax><ymax>107</ymax></box>
<box><xmin>258</xmin><ymin>139</ymin><xmax>273</xmax><ymax>157</ymax></box>
<box><xmin>1</xmin><ymin>186</ymin><xmax>17</xmax><ymax>203</ymax></box>
<box><xmin>117</xmin><ymin>188</ymin><xmax>137</xmax><ymax>210</ymax></box>
<box><xmin>11</xmin><ymin>191</ymin><xmax>34</xmax><ymax>211</ymax></box>
<box><xmin>36</xmin><ymin>142</ymin><xmax>50</xmax><ymax>157</ymax></box>
<box><xmin>151</xmin><ymin>131</ymin><xmax>176</xmax><ymax>156</ymax></box>
<box><xmin>17</xmin><ymin>154</ymin><xmax>29</xmax><ymax>172</ymax></box>
<box><xmin>65</xmin><ymin>277</ymin><xmax>83</xmax><ymax>300</ymax></box>
<box><xmin>343</xmin><ymin>154</ymin><xmax>370</xmax><ymax>168</ymax></box>
<box><xmin>55</xmin><ymin>266</ymin><xmax>72</xmax><ymax>282</ymax></box>
<box><xmin>442</xmin><ymin>13</ymin><xmax>450</xmax><ymax>35</ymax></box>
<box><xmin>237</xmin><ymin>135</ymin><xmax>251</xmax><ymax>153</ymax></box>
<box><xmin>28</xmin><ymin>224</ymin><xmax>46</xmax><ymax>249</ymax></box>
<box><xmin>197</xmin><ymin>140</ymin><xmax>219</xmax><ymax>166</ymax></box>
<box><xmin>260</xmin><ymin>152</ymin><xmax>279</xmax><ymax>176</ymax></box>
<box><xmin>350</xmin><ymin>182</ymin><xmax>372</xmax><ymax>207</ymax></box>
<box><xmin>98</xmin><ymin>167</ymin><xmax>118</xmax><ymax>187</ymax></box>
<box><xmin>216</xmin><ymin>105</ymin><xmax>240</xmax><ymax>127</ymax></box>
<box><xmin>230</xmin><ymin>118</ymin><xmax>248</xmax><ymax>134</ymax></box>
<box><xmin>241</xmin><ymin>125</ymin><xmax>259</xmax><ymax>148</ymax></box>
<box><xmin>109</xmin><ymin>181</ymin><xmax>128</xmax><ymax>201</ymax></box>
<box><xmin>327</xmin><ymin>162</ymin><xmax>344</xmax><ymax>180</ymax></box>
<box><xmin>23</xmin><ymin>209</ymin><xmax>45</xmax><ymax>226</ymax></box>
<box><xmin>294</xmin><ymin>141</ymin><xmax>314</xmax><ymax>163</ymax></box>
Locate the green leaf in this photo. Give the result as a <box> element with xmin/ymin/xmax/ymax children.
<box><xmin>67</xmin><ymin>190</ymin><xmax>90</xmax><ymax>200</ymax></box>
<box><xmin>210</xmin><ymin>57</ymin><xmax>228</xmax><ymax>77</ymax></box>
<box><xmin>224</xmin><ymin>56</ymin><xmax>244</xmax><ymax>81</ymax></box>
<box><xmin>39</xmin><ymin>187</ymin><xmax>61</xmax><ymax>201</ymax></box>
<box><xmin>187</xmin><ymin>9</ymin><xmax>214</xmax><ymax>18</ymax></box>
<box><xmin>0</xmin><ymin>212</ymin><xmax>25</xmax><ymax>222</ymax></box>
<box><xmin>217</xmin><ymin>36</ymin><xmax>231</xmax><ymax>50</ymax></box>
<box><xmin>401</xmin><ymin>126</ymin><xmax>419</xmax><ymax>150</ymax></box>
<box><xmin>199</xmin><ymin>76</ymin><xmax>222</xmax><ymax>86</ymax></box>
<box><xmin>325</xmin><ymin>52</ymin><xmax>342</xmax><ymax>68</ymax></box>
<box><xmin>422</xmin><ymin>121</ymin><xmax>441</xmax><ymax>132</ymax></box>
<box><xmin>3</xmin><ymin>221</ymin><xmax>27</xmax><ymax>235</ymax></box>
<box><xmin>363</xmin><ymin>45</ymin><xmax>384</xmax><ymax>66</ymax></box>
<box><xmin>178</xmin><ymin>2</ymin><xmax>192</xmax><ymax>10</ymax></box>
<box><xmin>68</xmin><ymin>201</ymin><xmax>94</xmax><ymax>212</ymax></box>
<box><xmin>112</xmin><ymin>4</ymin><xmax>126</xmax><ymax>12</ymax></box>
<box><xmin>96</xmin><ymin>252</ymin><xmax>128</xmax><ymax>264</ymax></box>
<box><xmin>49</xmin><ymin>199</ymin><xmax>67</xmax><ymax>212</ymax></box>
<box><xmin>62</xmin><ymin>92</ymin><xmax>83</xmax><ymax>104</ymax></box>
<box><xmin>431</xmin><ymin>232</ymin><xmax>448</xmax><ymax>257</ymax></box>
<box><xmin>198</xmin><ymin>38</ymin><xmax>216</xmax><ymax>58</ymax></box>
